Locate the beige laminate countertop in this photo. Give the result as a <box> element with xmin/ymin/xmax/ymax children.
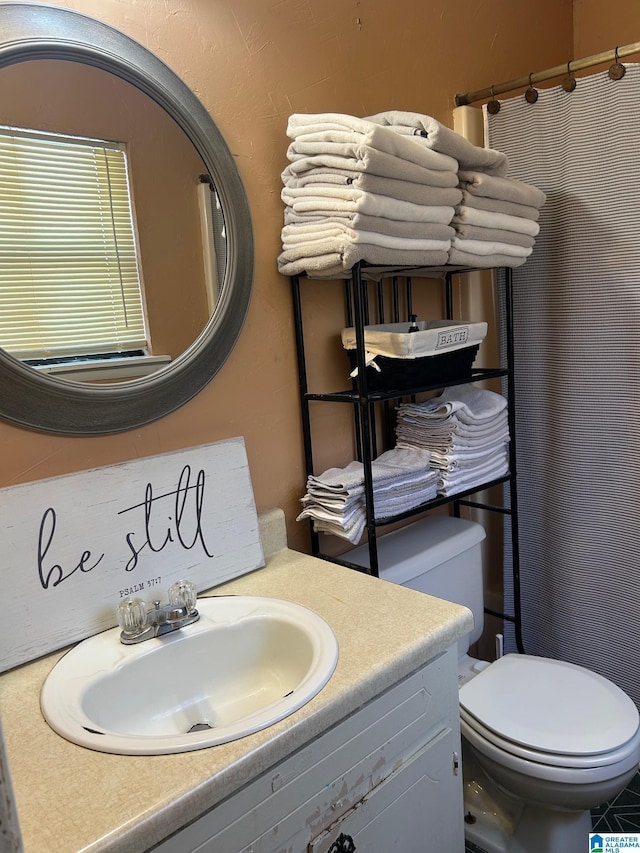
<box><xmin>0</xmin><ymin>547</ymin><xmax>472</xmax><ymax>853</ymax></box>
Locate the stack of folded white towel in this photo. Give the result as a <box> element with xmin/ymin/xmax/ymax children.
<box><xmin>450</xmin><ymin>170</ymin><xmax>547</xmax><ymax>268</ymax></box>
<box><xmin>279</xmin><ymin>111</ymin><xmax>545</xmax><ymax>277</ymax></box>
<box><xmin>395</xmin><ymin>384</ymin><xmax>510</xmax><ymax>496</ymax></box>
<box><xmin>278</xmin><ymin>112</ymin><xmax>463</xmax><ymax>278</ymax></box>
<box><xmin>297</xmin><ymin>447</ymin><xmax>437</xmax><ymax>543</ymax></box>
<box><xmin>365</xmin><ymin>111</ymin><xmax>546</xmax><ymax>269</ymax></box>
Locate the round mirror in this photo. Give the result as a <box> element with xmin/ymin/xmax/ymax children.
<box><xmin>0</xmin><ymin>3</ymin><xmax>254</xmax><ymax>434</ymax></box>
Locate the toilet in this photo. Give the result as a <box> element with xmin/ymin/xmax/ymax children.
<box><xmin>348</xmin><ymin>515</ymin><xmax>640</xmax><ymax>853</ymax></box>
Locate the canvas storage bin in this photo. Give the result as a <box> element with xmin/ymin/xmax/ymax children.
<box><xmin>341</xmin><ymin>320</ymin><xmax>488</xmax><ymax>391</ymax></box>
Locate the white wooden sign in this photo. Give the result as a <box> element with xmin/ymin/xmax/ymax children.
<box><xmin>0</xmin><ymin>437</ymin><xmax>264</xmax><ymax>673</ymax></box>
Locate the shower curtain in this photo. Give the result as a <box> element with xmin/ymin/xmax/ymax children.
<box><xmin>485</xmin><ymin>65</ymin><xmax>640</xmax><ymax>708</ymax></box>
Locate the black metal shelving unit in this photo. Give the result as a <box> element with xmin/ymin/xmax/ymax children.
<box><xmin>291</xmin><ymin>262</ymin><xmax>523</xmax><ymax>653</ymax></box>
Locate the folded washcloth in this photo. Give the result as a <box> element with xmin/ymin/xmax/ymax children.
<box><xmin>287</xmin><ymin>151</ymin><xmax>459</xmax><ymax>187</ymax></box>
<box><xmin>365</xmin><ymin>110</ymin><xmax>509</xmax><ymax>176</ymax></box>
<box><xmin>281</xmin><ymin>167</ymin><xmax>463</xmax><ymax>207</ymax></box>
<box><xmin>460</xmin><ymin>190</ymin><xmax>540</xmax><ymax>221</ymax></box>
<box><xmin>453</xmin><ymin>223</ymin><xmax>535</xmax><ymax>248</ymax></box>
<box><xmin>459</xmin><ymin>170</ymin><xmax>547</xmax><ymax>208</ymax></box>
<box><xmin>400</xmin><ymin>385</ymin><xmax>507</xmax><ymax>424</ymax></box>
<box><xmin>453</xmin><ymin>206</ymin><xmax>540</xmax><ymax>236</ymax></box>
<box><xmin>282</xmin><ymin>221</ymin><xmax>455</xmax><ymax>244</ymax></box>
<box><xmin>281</xmin><ymin>186</ymin><xmax>456</xmax><ymax>224</ymax></box>
<box><xmin>286</xmin><ymin>114</ymin><xmax>459</xmax><ymax>172</ymax></box>
<box><xmin>437</xmin><ymin>452</ymin><xmax>510</xmax><ymax>496</ymax></box>
<box><xmin>297</xmin><ymin>447</ymin><xmax>437</xmax><ymax>543</ymax></box>
<box><xmin>278</xmin><ymin>244</ymin><xmax>450</xmax><ymax>278</ymax></box>
<box><xmin>451</xmin><ymin>237</ymin><xmax>532</xmax><ymax>258</ymax></box>
<box><xmin>447</xmin><ymin>248</ymin><xmax>528</xmax><ymax>269</ymax></box>
<box><xmin>429</xmin><ymin>440</ymin><xmax>510</xmax><ymax>470</ymax></box>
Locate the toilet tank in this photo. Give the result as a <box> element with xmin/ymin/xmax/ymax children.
<box><xmin>348</xmin><ymin>515</ymin><xmax>486</xmax><ymax>651</ymax></box>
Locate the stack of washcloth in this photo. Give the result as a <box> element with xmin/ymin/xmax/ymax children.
<box><xmin>297</xmin><ymin>447</ymin><xmax>437</xmax><ymax>543</ymax></box>
<box><xmin>395</xmin><ymin>384</ymin><xmax>510</xmax><ymax>496</ymax></box>
<box><xmin>365</xmin><ymin>111</ymin><xmax>546</xmax><ymax>269</ymax></box>
<box><xmin>278</xmin><ymin>112</ymin><xmax>463</xmax><ymax>278</ymax></box>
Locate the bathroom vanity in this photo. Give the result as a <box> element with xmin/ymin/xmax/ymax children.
<box><xmin>0</xmin><ymin>542</ymin><xmax>471</xmax><ymax>853</ymax></box>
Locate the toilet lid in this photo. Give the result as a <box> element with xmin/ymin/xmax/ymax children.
<box><xmin>459</xmin><ymin>654</ymin><xmax>639</xmax><ymax>756</ymax></box>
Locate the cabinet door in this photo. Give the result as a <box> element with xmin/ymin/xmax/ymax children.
<box><xmin>309</xmin><ymin>728</ymin><xmax>463</xmax><ymax>853</ymax></box>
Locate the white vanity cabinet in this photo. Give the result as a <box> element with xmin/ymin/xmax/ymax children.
<box><xmin>152</xmin><ymin>645</ymin><xmax>464</xmax><ymax>853</ymax></box>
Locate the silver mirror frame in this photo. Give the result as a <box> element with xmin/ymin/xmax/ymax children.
<box><xmin>0</xmin><ymin>3</ymin><xmax>254</xmax><ymax>435</ymax></box>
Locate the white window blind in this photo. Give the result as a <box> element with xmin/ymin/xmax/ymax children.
<box><xmin>0</xmin><ymin>125</ymin><xmax>147</xmax><ymax>361</ymax></box>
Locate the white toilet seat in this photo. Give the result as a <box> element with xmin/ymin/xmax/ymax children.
<box><xmin>459</xmin><ymin>653</ymin><xmax>640</xmax><ymax>784</ymax></box>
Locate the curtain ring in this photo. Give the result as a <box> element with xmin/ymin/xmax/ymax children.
<box><xmin>525</xmin><ymin>72</ymin><xmax>539</xmax><ymax>104</ymax></box>
<box><xmin>562</xmin><ymin>59</ymin><xmax>576</xmax><ymax>92</ymax></box>
<box><xmin>609</xmin><ymin>46</ymin><xmax>626</xmax><ymax>80</ymax></box>
<box><xmin>487</xmin><ymin>84</ymin><xmax>501</xmax><ymax>115</ymax></box>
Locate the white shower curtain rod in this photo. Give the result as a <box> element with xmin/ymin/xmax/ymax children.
<box><xmin>455</xmin><ymin>40</ymin><xmax>640</xmax><ymax>106</ymax></box>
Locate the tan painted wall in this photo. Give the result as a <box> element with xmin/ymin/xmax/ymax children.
<box><xmin>574</xmin><ymin>0</ymin><xmax>640</xmax><ymax>58</ymax></box>
<box><xmin>0</xmin><ymin>0</ymin><xmax>573</xmax><ymax>552</ymax></box>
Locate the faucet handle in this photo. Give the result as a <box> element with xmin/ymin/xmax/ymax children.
<box><xmin>168</xmin><ymin>580</ymin><xmax>198</xmax><ymax>614</ymax></box>
<box><xmin>116</xmin><ymin>597</ymin><xmax>148</xmax><ymax>634</ymax></box>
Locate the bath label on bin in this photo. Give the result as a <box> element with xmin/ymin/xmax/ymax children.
<box><xmin>435</xmin><ymin>326</ymin><xmax>469</xmax><ymax>349</ymax></box>
<box><xmin>0</xmin><ymin>437</ymin><xmax>264</xmax><ymax>672</ymax></box>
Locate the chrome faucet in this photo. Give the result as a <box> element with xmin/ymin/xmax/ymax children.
<box><xmin>116</xmin><ymin>580</ymin><xmax>200</xmax><ymax>644</ymax></box>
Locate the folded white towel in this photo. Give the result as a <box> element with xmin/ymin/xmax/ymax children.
<box><xmin>447</xmin><ymin>248</ymin><xmax>528</xmax><ymax>269</ymax></box>
<box><xmin>286</xmin><ymin>114</ymin><xmax>459</xmax><ymax>172</ymax></box>
<box><xmin>397</xmin><ymin>423</ymin><xmax>510</xmax><ymax>450</ymax></box>
<box><xmin>459</xmin><ymin>170</ymin><xmax>547</xmax><ymax>208</ymax></box>
<box><xmin>454</xmin><ymin>206</ymin><xmax>540</xmax><ymax>236</ymax></box>
<box><xmin>453</xmin><ymin>223</ymin><xmax>535</xmax><ymax>248</ymax></box>
<box><xmin>437</xmin><ymin>452</ymin><xmax>510</xmax><ymax>496</ymax></box>
<box><xmin>282</xmin><ymin>187</ymin><xmax>456</xmax><ymax>224</ymax></box>
<box><xmin>451</xmin><ymin>237</ymin><xmax>532</xmax><ymax>258</ymax></box>
<box><xmin>278</xmin><ymin>244</ymin><xmax>450</xmax><ymax>278</ymax></box>
<box><xmin>287</xmin><ymin>150</ymin><xmax>456</xmax><ymax>186</ymax></box>
<box><xmin>460</xmin><ymin>190</ymin><xmax>540</xmax><ymax>221</ymax></box>
<box><xmin>401</xmin><ymin>385</ymin><xmax>507</xmax><ymax>424</ymax></box>
<box><xmin>297</xmin><ymin>447</ymin><xmax>437</xmax><ymax>543</ymax></box>
<box><xmin>280</xmin><ymin>234</ymin><xmax>451</xmax><ymax>261</ymax></box>
<box><xmin>397</xmin><ymin>419</ymin><xmax>510</xmax><ymax>448</ymax></box>
<box><xmin>282</xmin><ymin>221</ymin><xmax>455</xmax><ymax>245</ymax></box>
<box><xmin>283</xmin><ymin>209</ymin><xmax>457</xmax><ymax>240</ymax></box>
<box><xmin>429</xmin><ymin>440</ymin><xmax>510</xmax><ymax>470</ymax></box>
<box><xmin>283</xmin><ymin>229</ymin><xmax>452</xmax><ymax>255</ymax></box>
<box><xmin>365</xmin><ymin>110</ymin><xmax>509</xmax><ymax>176</ymax></box>
<box><xmin>281</xmin><ymin>166</ymin><xmax>463</xmax><ymax>207</ymax></box>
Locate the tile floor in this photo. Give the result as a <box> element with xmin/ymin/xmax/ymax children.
<box><xmin>463</xmin><ymin>770</ymin><xmax>640</xmax><ymax>852</ymax></box>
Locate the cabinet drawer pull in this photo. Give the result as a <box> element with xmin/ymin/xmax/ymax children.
<box><xmin>328</xmin><ymin>833</ymin><xmax>356</xmax><ymax>853</ymax></box>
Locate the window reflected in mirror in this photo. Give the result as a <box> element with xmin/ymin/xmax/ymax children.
<box><xmin>0</xmin><ymin>58</ymin><xmax>226</xmax><ymax>384</ymax></box>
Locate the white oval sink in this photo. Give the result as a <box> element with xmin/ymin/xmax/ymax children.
<box><xmin>41</xmin><ymin>596</ymin><xmax>338</xmax><ymax>755</ymax></box>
